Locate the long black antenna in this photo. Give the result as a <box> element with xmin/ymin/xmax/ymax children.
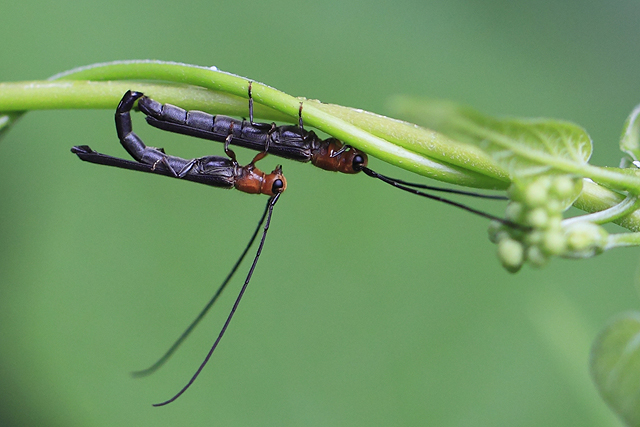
<box><xmin>361</xmin><ymin>167</ymin><xmax>527</xmax><ymax>230</ymax></box>
<box><xmin>363</xmin><ymin>168</ymin><xmax>508</xmax><ymax>200</ymax></box>
<box><xmin>132</xmin><ymin>201</ymin><xmax>271</xmax><ymax>378</ymax></box>
<box><xmin>153</xmin><ymin>193</ymin><xmax>280</xmax><ymax>407</ymax></box>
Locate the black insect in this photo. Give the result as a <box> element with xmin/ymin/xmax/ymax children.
<box><xmin>130</xmin><ymin>86</ymin><xmax>518</xmax><ymax>226</ymax></box>
<box><xmin>72</xmin><ymin>91</ymin><xmax>286</xmax><ymax>406</ymax></box>
<box><xmin>72</xmin><ymin>87</ymin><xmax>524</xmax><ymax>406</ymax></box>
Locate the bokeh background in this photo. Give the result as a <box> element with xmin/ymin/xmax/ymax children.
<box><xmin>0</xmin><ymin>1</ymin><xmax>638</xmax><ymax>425</ymax></box>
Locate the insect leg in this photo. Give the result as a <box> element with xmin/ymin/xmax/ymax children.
<box><xmin>298</xmin><ymin>102</ymin><xmax>304</xmax><ymax>130</ymax></box>
<box><xmin>247</xmin><ymin>81</ymin><xmax>277</xmax><ymax>153</ymax></box>
<box><xmin>223</xmin><ymin>121</ymin><xmax>238</xmax><ymax>163</ymax></box>
<box><xmin>248</xmin><ymin>81</ymin><xmax>256</xmax><ymax>126</ymax></box>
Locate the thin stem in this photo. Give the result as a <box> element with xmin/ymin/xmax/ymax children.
<box><xmin>605</xmin><ymin>232</ymin><xmax>640</xmax><ymax>250</ymax></box>
<box><xmin>573</xmin><ymin>180</ymin><xmax>640</xmax><ymax>232</ymax></box>
<box><xmin>563</xmin><ymin>194</ymin><xmax>640</xmax><ymax>228</ymax></box>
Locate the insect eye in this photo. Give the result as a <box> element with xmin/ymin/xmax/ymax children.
<box><xmin>272</xmin><ymin>178</ymin><xmax>285</xmax><ymax>193</ymax></box>
<box><xmin>352</xmin><ymin>154</ymin><xmax>366</xmax><ymax>171</ymax></box>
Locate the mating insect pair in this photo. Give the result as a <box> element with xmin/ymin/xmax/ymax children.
<box><xmin>72</xmin><ymin>86</ymin><xmax>517</xmax><ymax>406</ymax></box>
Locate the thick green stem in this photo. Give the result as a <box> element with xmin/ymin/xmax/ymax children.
<box><xmin>47</xmin><ymin>60</ymin><xmax>509</xmax><ymax>188</ymax></box>
<box><xmin>307</xmin><ymin>101</ymin><xmax>510</xmax><ymax>185</ymax></box>
<box><xmin>2</xmin><ymin>61</ymin><xmax>640</xmax><ymax>231</ymax></box>
<box><xmin>0</xmin><ymin>81</ymin><xmax>288</xmax><ymax>119</ymax></box>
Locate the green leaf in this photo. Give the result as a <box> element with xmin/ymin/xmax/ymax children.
<box><xmin>620</xmin><ymin>104</ymin><xmax>640</xmax><ymax>162</ymax></box>
<box><xmin>390</xmin><ymin>97</ymin><xmax>593</xmax><ymax>208</ymax></box>
<box><xmin>591</xmin><ymin>312</ymin><xmax>640</xmax><ymax>426</ymax></box>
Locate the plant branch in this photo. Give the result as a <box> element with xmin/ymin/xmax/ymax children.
<box><xmin>2</xmin><ymin>61</ymin><xmax>640</xmax><ymax>231</ymax></box>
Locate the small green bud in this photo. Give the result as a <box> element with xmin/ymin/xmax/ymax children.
<box><xmin>526</xmin><ymin>208</ymin><xmax>549</xmax><ymax>228</ymax></box>
<box><xmin>525</xmin><ymin>230</ymin><xmax>544</xmax><ymax>245</ymax></box>
<box><xmin>542</xmin><ymin>230</ymin><xmax>567</xmax><ymax>255</ymax></box>
<box><xmin>526</xmin><ymin>245</ymin><xmax>548</xmax><ymax>267</ymax></box>
<box><xmin>498</xmin><ymin>238</ymin><xmax>524</xmax><ymax>273</ymax></box>
<box><xmin>565</xmin><ymin>222</ymin><xmax>609</xmax><ymax>256</ymax></box>
<box><xmin>507</xmin><ymin>183</ymin><xmax>525</xmax><ymax>202</ymax></box>
<box><xmin>524</xmin><ymin>179</ymin><xmax>550</xmax><ymax>207</ymax></box>
<box><xmin>546</xmin><ymin>199</ymin><xmax>563</xmax><ymax>214</ymax></box>
<box><xmin>551</xmin><ymin>176</ymin><xmax>576</xmax><ymax>199</ymax></box>
<box><xmin>488</xmin><ymin>221</ymin><xmax>505</xmax><ymax>243</ymax></box>
<box><xmin>505</xmin><ymin>202</ymin><xmax>524</xmax><ymax>222</ymax></box>
<box><xmin>546</xmin><ymin>215</ymin><xmax>563</xmax><ymax>231</ymax></box>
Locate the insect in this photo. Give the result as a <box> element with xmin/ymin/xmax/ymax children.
<box><xmin>72</xmin><ymin>91</ymin><xmax>287</xmax><ymax>406</ymax></box>
<box><xmin>71</xmin><ymin>146</ymin><xmax>284</xmax><ymax>195</ymax></box>
<box><xmin>137</xmin><ymin>83</ymin><xmax>367</xmax><ymax>175</ymax></box>
<box><xmin>131</xmin><ymin>85</ymin><xmax>519</xmax><ymax>227</ymax></box>
<box><xmin>73</xmin><ymin>89</ymin><xmax>524</xmax><ymax>406</ymax></box>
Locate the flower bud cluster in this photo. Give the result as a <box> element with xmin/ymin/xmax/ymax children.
<box><xmin>490</xmin><ymin>176</ymin><xmax>605</xmax><ymax>272</ymax></box>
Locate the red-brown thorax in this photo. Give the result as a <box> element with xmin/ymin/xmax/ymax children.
<box><xmin>311</xmin><ymin>139</ymin><xmax>368</xmax><ymax>174</ymax></box>
<box><xmin>235</xmin><ymin>164</ymin><xmax>287</xmax><ymax>196</ymax></box>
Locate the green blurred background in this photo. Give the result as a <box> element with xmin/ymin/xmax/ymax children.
<box><xmin>0</xmin><ymin>1</ymin><xmax>637</xmax><ymax>425</ymax></box>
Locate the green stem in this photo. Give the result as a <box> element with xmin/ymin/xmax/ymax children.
<box><xmin>0</xmin><ymin>60</ymin><xmax>510</xmax><ymax>189</ymax></box>
<box><xmin>573</xmin><ymin>180</ymin><xmax>640</xmax><ymax>232</ymax></box>
<box><xmin>605</xmin><ymin>232</ymin><xmax>640</xmax><ymax>249</ymax></box>
<box><xmin>563</xmin><ymin>194</ymin><xmax>640</xmax><ymax>227</ymax></box>
<box><xmin>0</xmin><ymin>80</ymin><xmax>289</xmax><ymax>119</ymax></box>
<box><xmin>307</xmin><ymin>101</ymin><xmax>509</xmax><ymax>184</ymax></box>
<box><xmin>47</xmin><ymin>60</ymin><xmax>509</xmax><ymax>189</ymax></box>
<box><xmin>2</xmin><ymin>61</ymin><xmax>640</xmax><ymax>231</ymax></box>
